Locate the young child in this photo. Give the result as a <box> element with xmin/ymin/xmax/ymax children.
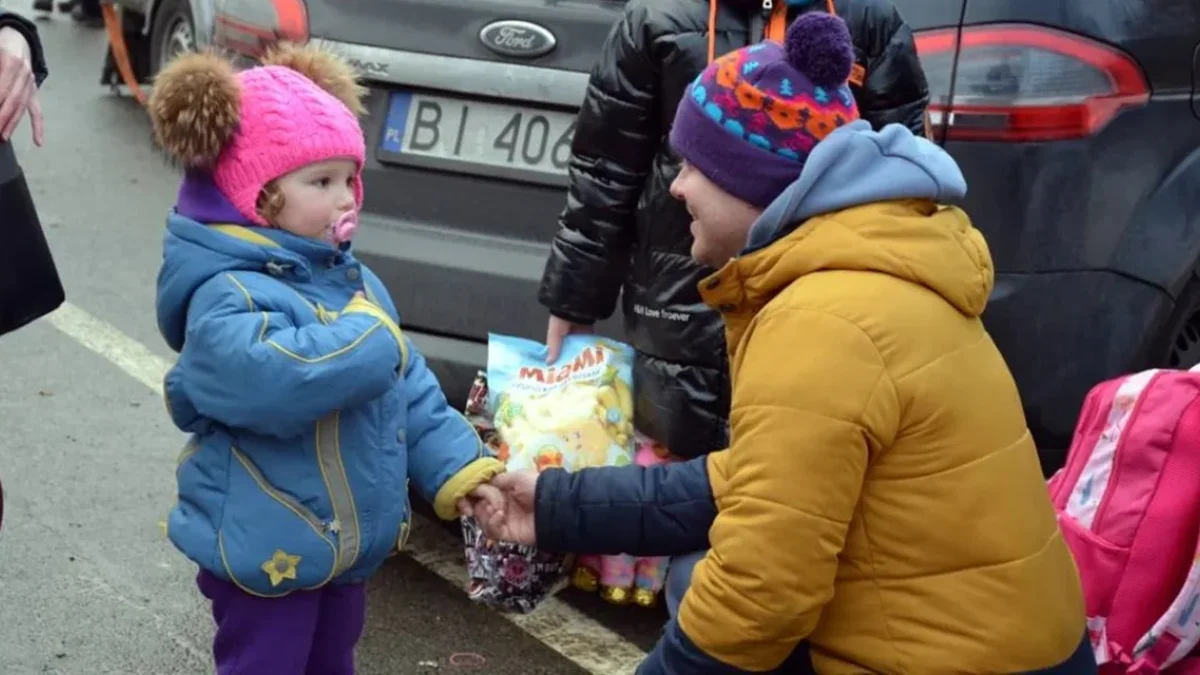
<box><xmin>148</xmin><ymin>45</ymin><xmax>505</xmax><ymax>674</ymax></box>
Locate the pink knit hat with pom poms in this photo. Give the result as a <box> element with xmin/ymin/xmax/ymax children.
<box><xmin>147</xmin><ymin>43</ymin><xmax>367</xmax><ymax>226</ymax></box>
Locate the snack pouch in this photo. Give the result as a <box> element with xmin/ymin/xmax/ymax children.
<box><xmin>488</xmin><ymin>332</ymin><xmax>636</xmax><ymax>472</ymax></box>
<box><xmin>460</xmin><ymin>333</ymin><xmax>637</xmax><ymax>613</ymax></box>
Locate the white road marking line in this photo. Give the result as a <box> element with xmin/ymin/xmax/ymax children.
<box><xmin>43</xmin><ymin>301</ymin><xmax>649</xmax><ymax>675</ymax></box>
<box><xmin>45</xmin><ymin>302</ymin><xmax>168</xmax><ymax>393</ymax></box>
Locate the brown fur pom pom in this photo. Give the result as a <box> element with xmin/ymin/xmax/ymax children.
<box><xmin>147</xmin><ymin>51</ymin><xmax>241</xmax><ymax>168</ymax></box>
<box><xmin>261</xmin><ymin>42</ymin><xmax>367</xmax><ymax>116</ymax></box>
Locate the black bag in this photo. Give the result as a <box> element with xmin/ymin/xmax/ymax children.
<box><xmin>0</xmin><ymin>140</ymin><xmax>64</xmax><ymax>337</ymax></box>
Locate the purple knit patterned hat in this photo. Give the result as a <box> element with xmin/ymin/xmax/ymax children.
<box><xmin>669</xmin><ymin>12</ymin><xmax>860</xmax><ymax>208</ymax></box>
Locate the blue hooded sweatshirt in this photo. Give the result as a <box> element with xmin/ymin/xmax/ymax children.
<box><xmin>157</xmin><ymin>173</ymin><xmax>502</xmax><ymax>596</ymax></box>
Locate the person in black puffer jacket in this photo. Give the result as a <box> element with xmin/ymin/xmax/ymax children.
<box><xmin>538</xmin><ymin>0</ymin><xmax>929</xmax><ymax>460</ymax></box>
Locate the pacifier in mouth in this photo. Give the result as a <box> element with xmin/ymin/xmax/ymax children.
<box><xmin>325</xmin><ymin>210</ymin><xmax>358</xmax><ymax>245</ymax></box>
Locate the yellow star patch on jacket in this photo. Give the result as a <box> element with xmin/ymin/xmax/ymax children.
<box><xmin>261</xmin><ymin>549</ymin><xmax>301</xmax><ymax>587</ymax></box>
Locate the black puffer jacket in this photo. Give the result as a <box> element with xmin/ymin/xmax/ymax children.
<box><xmin>537</xmin><ymin>0</ymin><xmax>929</xmax><ymax>458</ymax></box>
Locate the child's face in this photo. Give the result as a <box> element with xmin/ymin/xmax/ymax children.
<box><xmin>272</xmin><ymin>158</ymin><xmax>358</xmax><ymax>240</ymax></box>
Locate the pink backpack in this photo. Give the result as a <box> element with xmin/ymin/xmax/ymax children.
<box><xmin>1049</xmin><ymin>367</ymin><xmax>1200</xmax><ymax>674</ymax></box>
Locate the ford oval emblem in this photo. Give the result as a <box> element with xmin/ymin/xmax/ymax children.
<box><xmin>479</xmin><ymin>20</ymin><xmax>557</xmax><ymax>58</ymax></box>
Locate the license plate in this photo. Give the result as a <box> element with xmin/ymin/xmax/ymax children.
<box><xmin>379</xmin><ymin>91</ymin><xmax>577</xmax><ymax>183</ymax></box>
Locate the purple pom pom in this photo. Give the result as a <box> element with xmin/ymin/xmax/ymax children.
<box><xmin>784</xmin><ymin>12</ymin><xmax>855</xmax><ymax>89</ymax></box>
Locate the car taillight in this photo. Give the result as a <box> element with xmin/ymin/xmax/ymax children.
<box><xmin>214</xmin><ymin>0</ymin><xmax>309</xmax><ymax>55</ymax></box>
<box><xmin>915</xmin><ymin>24</ymin><xmax>1150</xmax><ymax>142</ymax></box>
<box><xmin>271</xmin><ymin>0</ymin><xmax>308</xmax><ymax>42</ymax></box>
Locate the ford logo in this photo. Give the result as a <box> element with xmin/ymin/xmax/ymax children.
<box><xmin>479</xmin><ymin>20</ymin><xmax>557</xmax><ymax>58</ymax></box>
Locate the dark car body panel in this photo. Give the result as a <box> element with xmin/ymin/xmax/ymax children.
<box><xmin>923</xmin><ymin>0</ymin><xmax>1200</xmax><ymax>460</ymax></box>
<box><xmin>891</xmin><ymin>1</ymin><xmax>963</xmax><ymax>30</ymax></box>
<box><xmin>1193</xmin><ymin>42</ymin><xmax>1200</xmax><ymax>119</ymax></box>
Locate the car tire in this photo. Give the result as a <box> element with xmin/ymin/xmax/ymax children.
<box><xmin>148</xmin><ymin>0</ymin><xmax>195</xmax><ymax>75</ymax></box>
<box><xmin>1038</xmin><ymin>274</ymin><xmax>1200</xmax><ymax>478</ymax></box>
<box><xmin>1156</xmin><ymin>271</ymin><xmax>1200</xmax><ymax>370</ymax></box>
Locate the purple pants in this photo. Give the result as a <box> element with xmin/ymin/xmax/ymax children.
<box><xmin>197</xmin><ymin>570</ymin><xmax>367</xmax><ymax>675</ymax></box>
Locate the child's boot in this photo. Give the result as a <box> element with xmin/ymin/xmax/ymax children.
<box><xmin>633</xmin><ymin>556</ymin><xmax>670</xmax><ymax>608</ymax></box>
<box><xmin>598</xmin><ymin>554</ymin><xmax>636</xmax><ymax>605</ymax></box>
<box><xmin>571</xmin><ymin>554</ymin><xmax>602</xmax><ymax>593</ymax></box>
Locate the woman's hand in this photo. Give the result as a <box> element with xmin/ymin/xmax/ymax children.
<box><xmin>0</xmin><ymin>26</ymin><xmax>42</xmax><ymax>146</ymax></box>
<box><xmin>545</xmin><ymin>315</ymin><xmax>593</xmax><ymax>364</ymax></box>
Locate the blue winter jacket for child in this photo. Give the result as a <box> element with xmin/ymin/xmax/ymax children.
<box><xmin>156</xmin><ymin>211</ymin><xmax>503</xmax><ymax>597</ymax></box>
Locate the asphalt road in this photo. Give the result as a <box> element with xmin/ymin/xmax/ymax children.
<box><xmin>0</xmin><ymin>5</ymin><xmax>667</xmax><ymax>673</ymax></box>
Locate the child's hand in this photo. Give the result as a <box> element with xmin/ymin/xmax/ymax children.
<box><xmin>456</xmin><ymin>481</ymin><xmax>505</xmax><ymax>519</ymax></box>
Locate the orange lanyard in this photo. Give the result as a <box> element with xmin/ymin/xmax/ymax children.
<box><xmin>765</xmin><ymin>0</ymin><xmax>835</xmax><ymax>41</ymax></box>
<box><xmin>764</xmin><ymin>3</ymin><xmax>788</xmax><ymax>42</ymax></box>
<box><xmin>708</xmin><ymin>0</ymin><xmax>861</xmax><ymax>86</ymax></box>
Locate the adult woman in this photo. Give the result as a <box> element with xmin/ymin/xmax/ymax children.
<box><xmin>0</xmin><ymin>9</ymin><xmax>61</xmax><ymax>338</ymax></box>
<box><xmin>538</xmin><ymin>0</ymin><xmax>929</xmax><ymax>467</ymax></box>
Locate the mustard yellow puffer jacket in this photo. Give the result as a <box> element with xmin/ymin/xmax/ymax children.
<box><xmin>676</xmin><ymin>198</ymin><xmax>1087</xmax><ymax>673</ymax></box>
